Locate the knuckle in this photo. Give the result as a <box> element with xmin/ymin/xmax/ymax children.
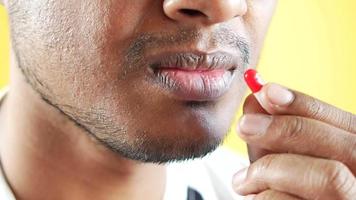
<box><xmin>306</xmin><ymin>97</ymin><xmax>326</xmax><ymax>119</ymax></box>
<box><xmin>324</xmin><ymin>161</ymin><xmax>355</xmax><ymax>199</ymax></box>
<box><xmin>254</xmin><ymin>154</ymin><xmax>279</xmax><ymax>174</ymax></box>
<box><xmin>333</xmin><ymin>110</ymin><xmax>356</xmax><ymax>134</ymax></box>
<box><xmin>339</xmin><ymin>137</ymin><xmax>356</xmax><ymax>169</ymax></box>
<box><xmin>281</xmin><ymin>116</ymin><xmax>305</xmax><ymax>141</ymax></box>
<box><xmin>344</xmin><ymin>112</ymin><xmax>356</xmax><ymax>133</ymax></box>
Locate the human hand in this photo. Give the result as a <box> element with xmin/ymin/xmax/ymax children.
<box><xmin>232</xmin><ymin>80</ymin><xmax>356</xmax><ymax>199</ymax></box>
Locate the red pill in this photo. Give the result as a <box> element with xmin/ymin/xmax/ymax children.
<box><xmin>244</xmin><ymin>69</ymin><xmax>265</xmax><ymax>93</ymax></box>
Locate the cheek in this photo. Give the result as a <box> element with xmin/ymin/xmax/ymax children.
<box><xmin>12</xmin><ymin>1</ymin><xmax>150</xmax><ymax>102</ymax></box>
<box><xmin>249</xmin><ymin>0</ymin><xmax>277</xmax><ymax>30</ymax></box>
<box><xmin>108</xmin><ymin>1</ymin><xmax>156</xmax><ymax>42</ymax></box>
<box><xmin>47</xmin><ymin>2</ymin><xmax>161</xmax><ymax>121</ymax></box>
<box><xmin>243</xmin><ymin>0</ymin><xmax>277</xmax><ymax>64</ymax></box>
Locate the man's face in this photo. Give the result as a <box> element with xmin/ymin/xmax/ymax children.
<box><xmin>6</xmin><ymin>0</ymin><xmax>276</xmax><ymax>163</ymax></box>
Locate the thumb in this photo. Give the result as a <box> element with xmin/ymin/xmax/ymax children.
<box><xmin>242</xmin><ymin>94</ymin><xmax>273</xmax><ymax>163</ymax></box>
<box><xmin>242</xmin><ymin>94</ymin><xmax>268</xmax><ymax>115</ymax></box>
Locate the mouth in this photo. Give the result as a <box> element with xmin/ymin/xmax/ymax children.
<box><xmin>148</xmin><ymin>51</ymin><xmax>241</xmax><ymax>101</ymax></box>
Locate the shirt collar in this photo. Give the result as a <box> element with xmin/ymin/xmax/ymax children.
<box><xmin>0</xmin><ymin>161</ymin><xmax>16</xmax><ymax>200</ymax></box>
<box><xmin>0</xmin><ymin>86</ymin><xmax>16</xmax><ymax>199</ymax></box>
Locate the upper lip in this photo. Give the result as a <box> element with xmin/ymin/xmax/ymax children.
<box><xmin>149</xmin><ymin>51</ymin><xmax>240</xmax><ymax>72</ymax></box>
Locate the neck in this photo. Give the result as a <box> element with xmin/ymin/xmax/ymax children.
<box><xmin>0</xmin><ymin>59</ymin><xmax>166</xmax><ymax>200</ymax></box>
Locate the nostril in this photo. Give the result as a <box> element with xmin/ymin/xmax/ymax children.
<box><xmin>179</xmin><ymin>9</ymin><xmax>206</xmax><ymax>17</ymax></box>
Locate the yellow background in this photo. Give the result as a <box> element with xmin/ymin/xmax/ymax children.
<box><xmin>1</xmin><ymin>1</ymin><xmax>356</xmax><ymax>156</ymax></box>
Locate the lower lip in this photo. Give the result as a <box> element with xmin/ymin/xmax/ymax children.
<box><xmin>153</xmin><ymin>68</ymin><xmax>235</xmax><ymax>101</ymax></box>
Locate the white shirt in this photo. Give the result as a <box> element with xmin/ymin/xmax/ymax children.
<box><xmin>163</xmin><ymin>148</ymin><xmax>247</xmax><ymax>200</ymax></box>
<box><xmin>0</xmin><ymin>87</ymin><xmax>247</xmax><ymax>200</ymax></box>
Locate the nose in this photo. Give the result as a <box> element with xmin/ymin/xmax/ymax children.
<box><xmin>163</xmin><ymin>0</ymin><xmax>247</xmax><ymax>25</ymax></box>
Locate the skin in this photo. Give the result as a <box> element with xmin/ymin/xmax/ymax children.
<box><xmin>0</xmin><ymin>0</ymin><xmax>354</xmax><ymax>200</ymax></box>
<box><xmin>234</xmin><ymin>83</ymin><xmax>356</xmax><ymax>199</ymax></box>
<box><xmin>0</xmin><ymin>0</ymin><xmax>276</xmax><ymax>200</ymax></box>
<box><xmin>3</xmin><ymin>0</ymin><xmax>275</xmax><ymax>163</ymax></box>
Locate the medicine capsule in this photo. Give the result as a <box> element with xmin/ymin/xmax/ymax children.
<box><xmin>244</xmin><ymin>69</ymin><xmax>265</xmax><ymax>93</ymax></box>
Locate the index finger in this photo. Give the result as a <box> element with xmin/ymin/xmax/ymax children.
<box><xmin>244</xmin><ymin>69</ymin><xmax>356</xmax><ymax>133</ymax></box>
<box><xmin>266</xmin><ymin>83</ymin><xmax>355</xmax><ymax>133</ymax></box>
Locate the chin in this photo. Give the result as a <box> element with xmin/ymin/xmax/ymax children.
<box><xmin>97</xmin><ymin>121</ymin><xmax>229</xmax><ymax>164</ymax></box>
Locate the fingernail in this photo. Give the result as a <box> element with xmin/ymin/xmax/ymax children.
<box><xmin>244</xmin><ymin>195</ymin><xmax>256</xmax><ymax>200</ymax></box>
<box><xmin>238</xmin><ymin>114</ymin><xmax>272</xmax><ymax>136</ymax></box>
<box><xmin>232</xmin><ymin>167</ymin><xmax>248</xmax><ymax>189</ymax></box>
<box><xmin>266</xmin><ymin>83</ymin><xmax>295</xmax><ymax>107</ymax></box>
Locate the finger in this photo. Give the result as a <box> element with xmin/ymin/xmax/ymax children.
<box><xmin>244</xmin><ymin>190</ymin><xmax>302</xmax><ymax>200</ymax></box>
<box><xmin>248</xmin><ymin>83</ymin><xmax>356</xmax><ymax>133</ymax></box>
<box><xmin>232</xmin><ymin>154</ymin><xmax>356</xmax><ymax>200</ymax></box>
<box><xmin>238</xmin><ymin>113</ymin><xmax>356</xmax><ymax>173</ymax></box>
<box><xmin>243</xmin><ymin>94</ymin><xmax>269</xmax><ymax>115</ymax></box>
<box><xmin>242</xmin><ymin>94</ymin><xmax>273</xmax><ymax>163</ymax></box>
<box><xmin>246</xmin><ymin>145</ymin><xmax>270</xmax><ymax>163</ymax></box>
